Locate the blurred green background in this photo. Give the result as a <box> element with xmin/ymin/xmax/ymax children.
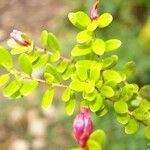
<box><xmin>0</xmin><ymin>0</ymin><xmax>150</xmax><ymax>149</ymax></box>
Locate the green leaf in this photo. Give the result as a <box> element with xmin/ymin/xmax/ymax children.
<box><xmin>101</xmin><ymin>85</ymin><xmax>115</xmax><ymax>98</ymax></box>
<box><xmin>18</xmin><ymin>53</ymin><xmax>32</xmax><ymax>75</ymax></box>
<box><xmin>98</xmin><ymin>13</ymin><xmax>113</xmax><ymax>28</ymax></box>
<box><xmin>120</xmin><ymin>84</ymin><xmax>136</xmax><ymax>101</ymax></box>
<box><xmin>65</xmin><ymin>98</ymin><xmax>76</xmax><ymax>116</ymax></box>
<box><xmin>75</xmin><ymin>11</ymin><xmax>91</xmax><ymax>28</ymax></box>
<box><xmin>96</xmin><ymin>80</ymin><xmax>103</xmax><ymax>89</ymax></box>
<box><xmin>0</xmin><ymin>46</ymin><xmax>13</xmax><ymax>68</ymax></box>
<box><xmin>20</xmin><ymin>80</ymin><xmax>38</xmax><ymax>96</ymax></box>
<box><xmin>116</xmin><ymin>114</ymin><xmax>130</xmax><ymax>125</ymax></box>
<box><xmin>76</xmin><ymin>30</ymin><xmax>93</xmax><ymax>44</ymax></box>
<box><xmin>68</xmin><ymin>12</ymin><xmax>78</xmax><ymax>28</ymax></box>
<box><xmin>83</xmin><ymin>90</ymin><xmax>97</xmax><ymax>102</ymax></box>
<box><xmin>144</xmin><ymin>126</ymin><xmax>150</xmax><ymax>139</ymax></box>
<box><xmin>71</xmin><ymin>44</ymin><xmax>91</xmax><ymax>56</ymax></box>
<box><xmin>70</xmin><ymin>79</ymin><xmax>85</xmax><ymax>92</ymax></box>
<box><xmin>103</xmin><ymin>70</ymin><xmax>122</xmax><ymax>83</ymax></box>
<box><xmin>139</xmin><ymin>85</ymin><xmax>150</xmax><ymax>100</ymax></box>
<box><xmin>0</xmin><ymin>74</ymin><xmax>10</xmax><ymax>86</ymax></box>
<box><xmin>80</xmin><ymin>99</ymin><xmax>89</xmax><ymax>107</ymax></box>
<box><xmin>92</xmin><ymin>39</ymin><xmax>105</xmax><ymax>55</ymax></box>
<box><xmin>89</xmin><ymin>94</ymin><xmax>103</xmax><ymax>112</ymax></box>
<box><xmin>10</xmin><ymin>90</ymin><xmax>22</xmax><ymax>99</ymax></box>
<box><xmin>131</xmin><ymin>84</ymin><xmax>139</xmax><ymax>93</ymax></box>
<box><xmin>68</xmin><ymin>11</ymin><xmax>91</xmax><ymax>30</ymax></box>
<box><xmin>77</xmin><ymin>66</ymin><xmax>88</xmax><ymax>81</ymax></box>
<box><xmin>76</xmin><ymin>60</ymin><xmax>102</xmax><ymax>73</ymax></box>
<box><xmin>96</xmin><ymin>107</ymin><xmax>108</xmax><ymax>117</ymax></box>
<box><xmin>33</xmin><ymin>54</ymin><xmax>49</xmax><ymax>68</ymax></box>
<box><xmin>131</xmin><ymin>99</ymin><xmax>141</xmax><ymax>107</ymax></box>
<box><xmin>104</xmin><ymin>80</ymin><xmax>118</xmax><ymax>89</ymax></box>
<box><xmin>11</xmin><ymin>47</ymin><xmax>29</xmax><ymax>55</ymax></box>
<box><xmin>90</xmin><ymin>129</ymin><xmax>106</xmax><ymax>145</ymax></box>
<box><xmin>87</xmin><ymin>20</ymin><xmax>99</xmax><ymax>31</ymax></box>
<box><xmin>29</xmin><ymin>51</ymin><xmax>40</xmax><ymax>63</ymax></box>
<box><xmin>41</xmin><ymin>30</ymin><xmax>48</xmax><ymax>49</ymax></box>
<box><xmin>3</xmin><ymin>80</ymin><xmax>22</xmax><ymax>97</ymax></box>
<box><xmin>87</xmin><ymin>139</ymin><xmax>101</xmax><ymax>150</ymax></box>
<box><xmin>56</xmin><ymin>61</ymin><xmax>68</xmax><ymax>73</ymax></box>
<box><xmin>75</xmin><ymin>60</ymin><xmax>93</xmax><ymax>69</ymax></box>
<box><xmin>89</xmin><ymin>67</ymin><xmax>100</xmax><ymax>82</ymax></box>
<box><xmin>50</xmin><ymin>51</ymin><xmax>60</xmax><ymax>62</ymax></box>
<box><xmin>125</xmin><ymin>118</ymin><xmax>139</xmax><ymax>134</ymax></box>
<box><xmin>133</xmin><ymin>108</ymin><xmax>150</xmax><ymax>121</ymax></box>
<box><xmin>90</xmin><ymin>60</ymin><xmax>102</xmax><ymax>70</ymax></box>
<box><xmin>123</xmin><ymin>61</ymin><xmax>136</xmax><ymax>78</ymax></box>
<box><xmin>71</xmin><ymin>74</ymin><xmax>79</xmax><ymax>81</ymax></box>
<box><xmin>119</xmin><ymin>71</ymin><xmax>126</xmax><ymax>81</ymax></box>
<box><xmin>62</xmin><ymin>65</ymin><xmax>76</xmax><ymax>80</ymax></box>
<box><xmin>42</xmin><ymin>87</ymin><xmax>54</xmax><ymax>109</ymax></box>
<box><xmin>45</xmin><ymin>64</ymin><xmax>61</xmax><ymax>83</ymax></box>
<box><xmin>139</xmin><ymin>100</ymin><xmax>150</xmax><ymax>111</ymax></box>
<box><xmin>102</xmin><ymin>55</ymin><xmax>118</xmax><ymax>69</ymax></box>
<box><xmin>105</xmin><ymin>39</ymin><xmax>122</xmax><ymax>52</ymax></box>
<box><xmin>84</xmin><ymin>80</ymin><xmax>95</xmax><ymax>93</ymax></box>
<box><xmin>47</xmin><ymin>32</ymin><xmax>60</xmax><ymax>52</ymax></box>
<box><xmin>114</xmin><ymin>101</ymin><xmax>128</xmax><ymax>114</ymax></box>
<box><xmin>62</xmin><ymin>87</ymin><xmax>71</xmax><ymax>102</ymax></box>
<box><xmin>44</xmin><ymin>73</ymin><xmax>54</xmax><ymax>84</ymax></box>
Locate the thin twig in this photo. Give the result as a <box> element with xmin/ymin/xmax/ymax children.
<box><xmin>36</xmin><ymin>47</ymin><xmax>70</xmax><ymax>62</ymax></box>
<box><xmin>32</xmin><ymin>77</ymin><xmax>68</xmax><ymax>88</ymax></box>
<box><xmin>52</xmin><ymin>83</ymin><xmax>68</xmax><ymax>88</ymax></box>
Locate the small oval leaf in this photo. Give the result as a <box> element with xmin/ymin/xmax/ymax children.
<box><xmin>92</xmin><ymin>39</ymin><xmax>105</xmax><ymax>55</ymax></box>
<box><xmin>42</xmin><ymin>87</ymin><xmax>54</xmax><ymax>109</ymax></box>
<box><xmin>18</xmin><ymin>53</ymin><xmax>32</xmax><ymax>75</ymax></box>
<box><xmin>105</xmin><ymin>39</ymin><xmax>122</xmax><ymax>52</ymax></box>
<box><xmin>65</xmin><ymin>98</ymin><xmax>76</xmax><ymax>116</ymax></box>
<box><xmin>41</xmin><ymin>30</ymin><xmax>48</xmax><ymax>49</ymax></box>
<box><xmin>68</xmin><ymin>11</ymin><xmax>91</xmax><ymax>30</ymax></box>
<box><xmin>76</xmin><ymin>30</ymin><xmax>93</xmax><ymax>44</ymax></box>
<box><xmin>101</xmin><ymin>85</ymin><xmax>115</xmax><ymax>98</ymax></box>
<box><xmin>125</xmin><ymin>118</ymin><xmax>139</xmax><ymax>134</ymax></box>
<box><xmin>3</xmin><ymin>80</ymin><xmax>22</xmax><ymax>97</ymax></box>
<box><xmin>98</xmin><ymin>13</ymin><xmax>113</xmax><ymax>28</ymax></box>
<box><xmin>20</xmin><ymin>80</ymin><xmax>38</xmax><ymax>96</ymax></box>
<box><xmin>0</xmin><ymin>74</ymin><xmax>10</xmax><ymax>86</ymax></box>
<box><xmin>62</xmin><ymin>87</ymin><xmax>71</xmax><ymax>102</ymax></box>
<box><xmin>114</xmin><ymin>101</ymin><xmax>128</xmax><ymax>114</ymax></box>
<box><xmin>0</xmin><ymin>46</ymin><xmax>13</xmax><ymax>68</ymax></box>
<box><xmin>71</xmin><ymin>45</ymin><xmax>91</xmax><ymax>56</ymax></box>
<box><xmin>47</xmin><ymin>32</ymin><xmax>60</xmax><ymax>52</ymax></box>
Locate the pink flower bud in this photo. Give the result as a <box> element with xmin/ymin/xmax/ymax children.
<box><xmin>90</xmin><ymin>1</ymin><xmax>99</xmax><ymax>20</ymax></box>
<box><xmin>10</xmin><ymin>30</ymin><xmax>31</xmax><ymax>46</ymax></box>
<box><xmin>73</xmin><ymin>107</ymin><xmax>93</xmax><ymax>148</ymax></box>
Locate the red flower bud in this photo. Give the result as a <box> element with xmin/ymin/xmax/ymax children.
<box><xmin>90</xmin><ymin>1</ymin><xmax>99</xmax><ymax>20</ymax></box>
<box><xmin>73</xmin><ymin>107</ymin><xmax>93</xmax><ymax>148</ymax></box>
<box><xmin>10</xmin><ymin>30</ymin><xmax>31</xmax><ymax>46</ymax></box>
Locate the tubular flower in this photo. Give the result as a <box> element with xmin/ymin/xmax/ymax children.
<box><xmin>90</xmin><ymin>0</ymin><xmax>99</xmax><ymax>20</ymax></box>
<box><xmin>73</xmin><ymin>107</ymin><xmax>93</xmax><ymax>148</ymax></box>
<box><xmin>10</xmin><ymin>30</ymin><xmax>31</xmax><ymax>46</ymax></box>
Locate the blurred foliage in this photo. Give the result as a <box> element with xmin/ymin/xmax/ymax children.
<box><xmin>94</xmin><ymin>0</ymin><xmax>150</xmax><ymax>85</ymax></box>
<box><xmin>63</xmin><ymin>0</ymin><xmax>150</xmax><ymax>85</ymax></box>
